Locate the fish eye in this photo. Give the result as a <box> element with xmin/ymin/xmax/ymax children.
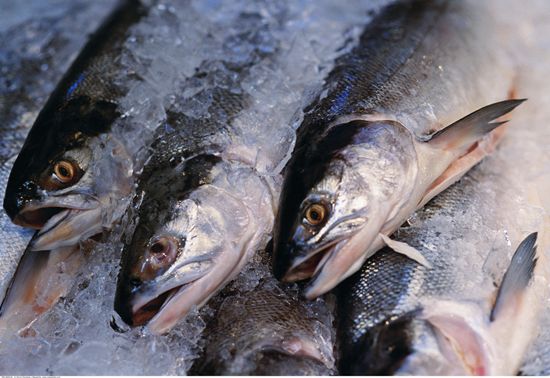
<box><xmin>303</xmin><ymin>203</ymin><xmax>328</xmax><ymax>226</ymax></box>
<box><xmin>52</xmin><ymin>160</ymin><xmax>78</xmax><ymax>184</ymax></box>
<box><xmin>147</xmin><ymin>236</ymin><xmax>180</xmax><ymax>269</ymax></box>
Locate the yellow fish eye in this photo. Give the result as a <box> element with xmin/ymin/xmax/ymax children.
<box><xmin>304</xmin><ymin>203</ymin><xmax>328</xmax><ymax>226</ymax></box>
<box><xmin>53</xmin><ymin>160</ymin><xmax>77</xmax><ymax>183</ymax></box>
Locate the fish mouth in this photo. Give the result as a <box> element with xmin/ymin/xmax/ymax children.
<box><xmin>14</xmin><ymin>207</ymin><xmax>66</xmax><ymax>229</ymax></box>
<box><xmin>281</xmin><ymin>237</ymin><xmax>349</xmax><ymax>283</ymax></box>
<box><xmin>16</xmin><ymin>201</ymin><xmax>102</xmax><ymax>250</ymax></box>
<box><xmin>116</xmin><ymin>260</ymin><xmax>214</xmax><ymax>333</ymax></box>
<box><xmin>129</xmin><ymin>283</ymin><xmax>191</xmax><ymax>327</ymax></box>
<box><xmin>121</xmin><ymin>240</ymin><xmax>253</xmax><ymax>334</ymax></box>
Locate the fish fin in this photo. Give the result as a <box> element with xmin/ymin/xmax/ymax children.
<box><xmin>0</xmin><ymin>245</ymin><xmax>49</xmax><ymax>317</ymax></box>
<box><xmin>0</xmin><ymin>243</ymin><xmax>81</xmax><ymax>334</ymax></box>
<box><xmin>490</xmin><ymin>232</ymin><xmax>538</xmax><ymax>322</ymax></box>
<box><xmin>418</xmin><ymin>126</ymin><xmax>507</xmax><ymax>208</ymax></box>
<box><xmin>379</xmin><ymin>233</ymin><xmax>432</xmax><ymax>268</ymax></box>
<box><xmin>424</xmin><ymin>99</ymin><xmax>525</xmax><ymax>151</ymax></box>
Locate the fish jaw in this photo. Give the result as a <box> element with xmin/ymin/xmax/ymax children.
<box><xmin>145</xmin><ymin>237</ymin><xmax>253</xmax><ymax>334</ymax></box>
<box><xmin>29</xmin><ymin>206</ymin><xmax>103</xmax><ymax>250</ymax></box>
<box><xmin>280</xmin><ymin>210</ymin><xmax>386</xmax><ymax>299</ymax></box>
<box><xmin>278</xmin><ymin>237</ymin><xmax>350</xmax><ymax>283</ymax></box>
<box><xmin>9</xmin><ymin>191</ymin><xmax>102</xmax><ymax>251</ymax></box>
<box><xmin>115</xmin><ymin>260</ymin><xmax>212</xmax><ymax>328</ymax></box>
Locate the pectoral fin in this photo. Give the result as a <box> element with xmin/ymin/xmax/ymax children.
<box><xmin>424</xmin><ymin>99</ymin><xmax>525</xmax><ymax>152</ymax></box>
<box><xmin>418</xmin><ymin>99</ymin><xmax>525</xmax><ymax>207</ymax></box>
<box><xmin>490</xmin><ymin>232</ymin><xmax>538</xmax><ymax>322</ymax></box>
<box><xmin>379</xmin><ymin>233</ymin><xmax>432</xmax><ymax>268</ymax></box>
<box><xmin>0</xmin><ymin>240</ymin><xmax>82</xmax><ymax>335</ymax></box>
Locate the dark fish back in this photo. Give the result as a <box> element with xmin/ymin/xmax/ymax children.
<box><xmin>5</xmin><ymin>1</ymin><xmax>146</xmax><ymax>213</ymax></box>
<box><xmin>297</xmin><ymin>0</ymin><xmax>447</xmax><ymax>148</ymax></box>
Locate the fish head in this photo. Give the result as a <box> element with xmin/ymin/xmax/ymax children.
<box><xmin>3</xmin><ymin>97</ymin><xmax>132</xmax><ymax>250</ymax></box>
<box><xmin>394</xmin><ymin>308</ymin><xmax>490</xmax><ymax>375</ymax></box>
<box><xmin>343</xmin><ymin>310</ymin><xmax>482</xmax><ymax>375</ymax></box>
<box><xmin>115</xmin><ymin>156</ymin><xmax>262</xmax><ymax>334</ymax></box>
<box><xmin>273</xmin><ymin>120</ymin><xmax>416</xmax><ymax>297</ymax></box>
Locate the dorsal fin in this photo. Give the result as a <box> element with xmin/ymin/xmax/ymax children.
<box><xmin>425</xmin><ymin>99</ymin><xmax>526</xmax><ymax>151</ymax></box>
<box><xmin>490</xmin><ymin>232</ymin><xmax>538</xmax><ymax>322</ymax></box>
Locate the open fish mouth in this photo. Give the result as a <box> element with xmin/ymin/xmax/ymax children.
<box><xmin>119</xmin><ymin>264</ymin><xmax>215</xmax><ymax>333</ymax></box>
<box><xmin>16</xmin><ymin>201</ymin><xmax>102</xmax><ymax>250</ymax></box>
<box><xmin>14</xmin><ymin>206</ymin><xmax>67</xmax><ymax>229</ymax></box>
<box><xmin>130</xmin><ymin>283</ymin><xmax>191</xmax><ymax>327</ymax></box>
<box><xmin>281</xmin><ymin>237</ymin><xmax>349</xmax><ymax>283</ymax></box>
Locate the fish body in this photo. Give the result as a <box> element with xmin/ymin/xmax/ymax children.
<box><xmin>191</xmin><ymin>252</ymin><xmax>336</xmax><ymax>375</ymax></box>
<box><xmin>3</xmin><ymin>1</ymin><xmax>147</xmax><ymax>251</ymax></box>
<box><xmin>272</xmin><ymin>0</ymin><xmax>521</xmax><ymax>297</ymax></box>
<box><xmin>336</xmin><ymin>170</ymin><xmax>548</xmax><ymax>375</ymax></box>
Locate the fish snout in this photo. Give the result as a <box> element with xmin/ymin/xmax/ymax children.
<box><xmin>113</xmin><ymin>275</ymin><xmax>145</xmax><ymax>327</ymax></box>
<box><xmin>3</xmin><ymin>179</ymin><xmax>41</xmax><ymax>224</ymax></box>
<box><xmin>340</xmin><ymin>312</ymin><xmax>422</xmax><ymax>375</ymax></box>
<box><xmin>272</xmin><ymin>240</ymin><xmax>316</xmax><ymax>282</ymax></box>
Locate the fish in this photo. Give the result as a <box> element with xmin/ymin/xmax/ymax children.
<box><xmin>3</xmin><ymin>0</ymin><xmax>147</xmax><ymax>251</ymax></box>
<box><xmin>0</xmin><ymin>0</ymin><xmax>119</xmax><ymax>302</ymax></box>
<box><xmin>190</xmin><ymin>251</ymin><xmax>336</xmax><ymax>375</ymax></box>
<box><xmin>114</xmin><ymin>83</ymin><xmax>275</xmax><ymax>334</ymax></box>
<box><xmin>335</xmin><ymin>171</ymin><xmax>548</xmax><ymax>375</ymax></box>
<box><xmin>271</xmin><ymin>0</ymin><xmax>524</xmax><ymax>298</ymax></box>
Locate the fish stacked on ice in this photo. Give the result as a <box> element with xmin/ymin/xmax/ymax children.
<box><xmin>1</xmin><ymin>0</ymin><xmax>550</xmax><ymax>376</ymax></box>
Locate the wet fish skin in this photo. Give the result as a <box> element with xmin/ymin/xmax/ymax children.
<box><xmin>191</xmin><ymin>278</ymin><xmax>335</xmax><ymax>375</ymax></box>
<box><xmin>272</xmin><ymin>0</ymin><xmax>519</xmax><ymax>297</ymax></box>
<box><xmin>3</xmin><ymin>1</ymin><xmax>146</xmax><ymax>251</ymax></box>
<box><xmin>114</xmin><ymin>88</ymin><xmax>273</xmax><ymax>334</ymax></box>
<box><xmin>0</xmin><ymin>0</ymin><xmax>118</xmax><ymax>303</ymax></box>
<box><xmin>336</xmin><ymin>177</ymin><xmax>545</xmax><ymax>375</ymax></box>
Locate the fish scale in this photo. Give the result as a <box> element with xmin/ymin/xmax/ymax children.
<box><xmin>337</xmin><ymin>159</ymin><xmax>546</xmax><ymax>374</ymax></box>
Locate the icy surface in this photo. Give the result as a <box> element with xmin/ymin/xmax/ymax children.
<box><xmin>0</xmin><ymin>0</ymin><xmax>386</xmax><ymax>374</ymax></box>
<box><xmin>3</xmin><ymin>0</ymin><xmax>549</xmax><ymax>375</ymax></box>
<box><xmin>501</xmin><ymin>1</ymin><xmax>550</xmax><ymax>374</ymax></box>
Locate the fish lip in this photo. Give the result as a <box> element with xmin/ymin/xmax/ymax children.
<box><xmin>21</xmin><ymin>199</ymin><xmax>102</xmax><ymax>250</ymax></box>
<box><xmin>280</xmin><ymin>236</ymin><xmax>350</xmax><ymax>283</ymax></box>
<box><xmin>124</xmin><ymin>269</ymin><xmax>210</xmax><ymax>328</ymax></box>
<box><xmin>128</xmin><ymin>284</ymin><xmax>187</xmax><ymax>327</ymax></box>
<box><xmin>14</xmin><ymin>199</ymin><xmax>99</xmax><ymax>229</ymax></box>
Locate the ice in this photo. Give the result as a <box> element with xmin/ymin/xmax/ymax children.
<box><xmin>9</xmin><ymin>0</ymin><xmax>550</xmax><ymax>375</ymax></box>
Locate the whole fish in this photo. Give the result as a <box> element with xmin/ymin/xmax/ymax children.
<box><xmin>272</xmin><ymin>0</ymin><xmax>523</xmax><ymax>298</ymax></box>
<box><xmin>2</xmin><ymin>0</ymin><xmax>147</xmax><ymax>251</ymax></box>
<box><xmin>0</xmin><ymin>0</ymin><xmax>118</xmax><ymax>301</ymax></box>
<box><xmin>191</xmin><ymin>258</ymin><xmax>336</xmax><ymax>375</ymax></box>
<box><xmin>336</xmin><ymin>171</ymin><xmax>548</xmax><ymax>375</ymax></box>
